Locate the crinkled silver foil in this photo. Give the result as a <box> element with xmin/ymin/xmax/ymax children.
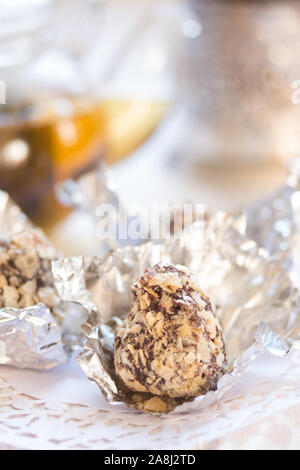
<box><xmin>53</xmin><ymin>204</ymin><xmax>300</xmax><ymax>413</ymax></box>
<box><xmin>245</xmin><ymin>159</ymin><xmax>300</xmax><ymax>293</ymax></box>
<box><xmin>0</xmin><ymin>190</ymin><xmax>68</xmax><ymax>370</ymax></box>
<box><xmin>0</xmin><ymin>303</ymin><xmax>67</xmax><ymax>369</ymax></box>
<box><xmin>56</xmin><ymin>162</ymin><xmax>145</xmax><ymax>252</ymax></box>
<box><xmin>246</xmin><ymin>159</ymin><xmax>300</xmax><ymax>261</ymax></box>
<box><xmin>0</xmin><ymin>189</ymin><xmax>33</xmax><ymax>236</ymax></box>
<box><xmin>56</xmin><ymin>162</ymin><xmax>119</xmax><ymax>216</ymax></box>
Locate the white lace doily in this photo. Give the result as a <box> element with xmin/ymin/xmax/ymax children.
<box><xmin>1</xmin><ymin>349</ymin><xmax>300</xmax><ymax>450</ymax></box>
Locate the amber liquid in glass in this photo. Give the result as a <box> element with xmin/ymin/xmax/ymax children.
<box><xmin>0</xmin><ymin>97</ymin><xmax>105</xmax><ymax>226</ymax></box>
<box><xmin>0</xmin><ymin>97</ymin><xmax>168</xmax><ymax>231</ymax></box>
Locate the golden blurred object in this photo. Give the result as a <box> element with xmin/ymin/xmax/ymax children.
<box><xmin>0</xmin><ymin>98</ymin><xmax>168</xmax><ymax>229</ymax></box>
<box><xmin>103</xmin><ymin>100</ymin><xmax>169</xmax><ymax>165</ymax></box>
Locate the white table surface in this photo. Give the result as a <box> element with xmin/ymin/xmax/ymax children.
<box><xmin>1</xmin><ymin>346</ymin><xmax>300</xmax><ymax>450</ymax></box>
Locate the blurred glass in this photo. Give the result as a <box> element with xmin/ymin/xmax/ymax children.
<box><xmin>0</xmin><ymin>0</ymin><xmax>104</xmax><ymax>226</ymax></box>
<box><xmin>176</xmin><ymin>0</ymin><xmax>300</xmax><ymax>166</ymax></box>
<box><xmin>0</xmin><ymin>0</ymin><xmax>172</xmax><ymax>227</ymax></box>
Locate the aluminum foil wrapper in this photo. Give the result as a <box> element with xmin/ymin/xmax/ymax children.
<box><xmin>56</xmin><ymin>162</ymin><xmax>146</xmax><ymax>252</ymax></box>
<box><xmin>0</xmin><ymin>190</ymin><xmax>33</xmax><ymax>235</ymax></box>
<box><xmin>53</xmin><ymin>206</ymin><xmax>300</xmax><ymax>413</ymax></box>
<box><xmin>0</xmin><ymin>190</ymin><xmax>68</xmax><ymax>369</ymax></box>
<box><xmin>245</xmin><ymin>159</ymin><xmax>300</xmax><ymax>292</ymax></box>
<box><xmin>56</xmin><ymin>162</ymin><xmax>120</xmax><ymax>216</ymax></box>
<box><xmin>55</xmin><ymin>158</ymin><xmax>300</xmax><ymax>259</ymax></box>
<box><xmin>0</xmin><ymin>304</ymin><xmax>67</xmax><ymax>370</ymax></box>
<box><xmin>246</xmin><ymin>160</ymin><xmax>300</xmax><ymax>260</ymax></box>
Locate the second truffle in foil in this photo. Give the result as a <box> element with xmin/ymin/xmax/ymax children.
<box><xmin>114</xmin><ymin>263</ymin><xmax>226</xmax><ymax>398</ymax></box>
<box><xmin>0</xmin><ymin>229</ymin><xmax>59</xmax><ymax>314</ymax></box>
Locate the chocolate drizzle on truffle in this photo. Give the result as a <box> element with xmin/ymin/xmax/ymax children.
<box><xmin>114</xmin><ymin>263</ymin><xmax>227</xmax><ymax>399</ymax></box>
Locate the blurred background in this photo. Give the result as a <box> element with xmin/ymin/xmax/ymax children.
<box><xmin>1</xmin><ymin>0</ymin><xmax>300</xmax><ymax>253</ymax></box>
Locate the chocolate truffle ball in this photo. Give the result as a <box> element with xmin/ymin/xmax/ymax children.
<box><xmin>0</xmin><ymin>229</ymin><xmax>59</xmax><ymax>312</ymax></box>
<box><xmin>114</xmin><ymin>263</ymin><xmax>226</xmax><ymax>398</ymax></box>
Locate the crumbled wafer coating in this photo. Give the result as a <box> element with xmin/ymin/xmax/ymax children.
<box><xmin>0</xmin><ymin>229</ymin><xmax>59</xmax><ymax>313</ymax></box>
<box><xmin>114</xmin><ymin>263</ymin><xmax>226</xmax><ymax>399</ymax></box>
